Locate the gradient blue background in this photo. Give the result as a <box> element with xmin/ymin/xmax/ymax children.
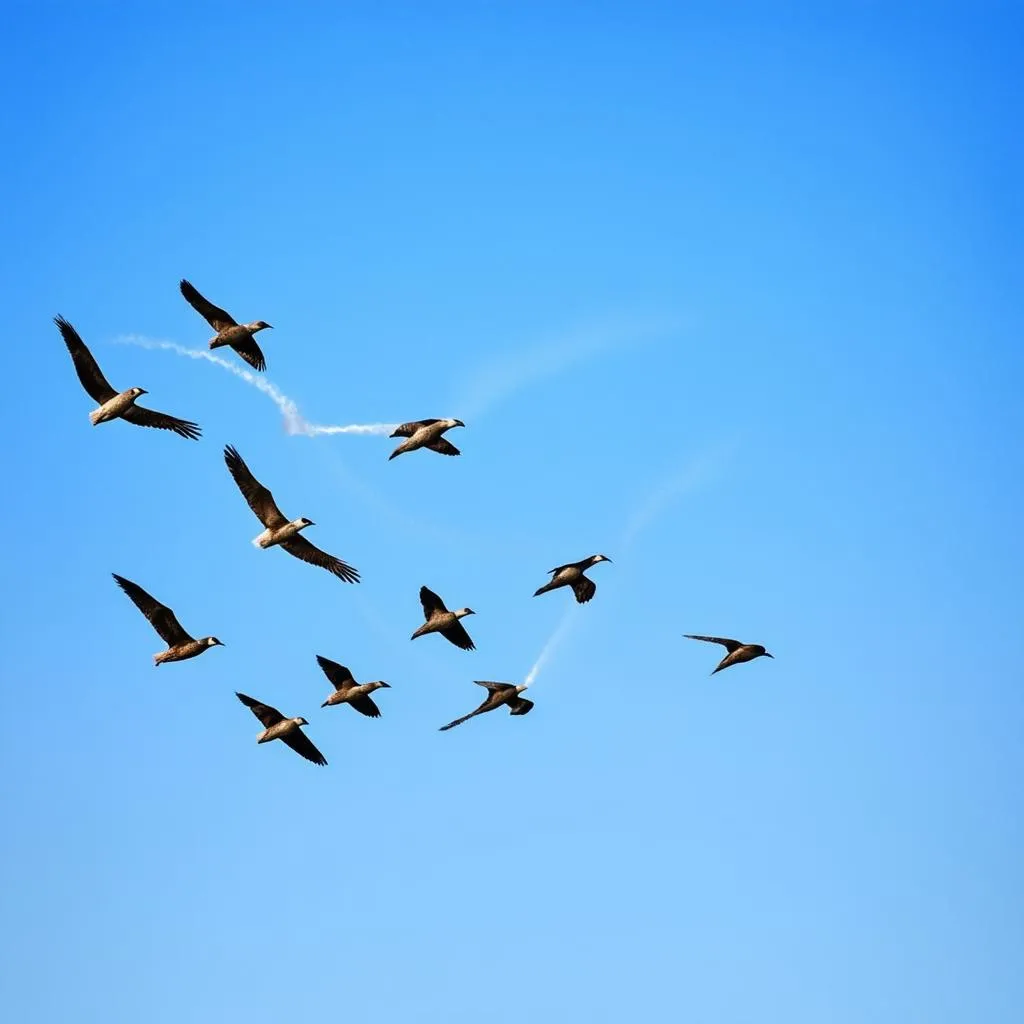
<box><xmin>1</xmin><ymin>3</ymin><xmax>1021</xmax><ymax>1021</ymax></box>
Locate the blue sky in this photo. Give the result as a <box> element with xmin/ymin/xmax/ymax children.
<box><xmin>1</xmin><ymin>3</ymin><xmax>1021</xmax><ymax>1021</ymax></box>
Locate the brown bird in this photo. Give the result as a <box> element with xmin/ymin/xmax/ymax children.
<box><xmin>439</xmin><ymin>681</ymin><xmax>534</xmax><ymax>731</ymax></box>
<box><xmin>235</xmin><ymin>692</ymin><xmax>326</xmax><ymax>766</ymax></box>
<box><xmin>223</xmin><ymin>445</ymin><xmax>360</xmax><ymax>583</ymax></box>
<box><xmin>316</xmin><ymin>656</ymin><xmax>391</xmax><ymax>717</ymax></box>
<box><xmin>56</xmin><ymin>316</ymin><xmax>201</xmax><ymax>439</ymax></box>
<box><xmin>179</xmin><ymin>279</ymin><xmax>272</xmax><ymax>371</ymax></box>
<box><xmin>684</xmin><ymin>634</ymin><xmax>774</xmax><ymax>674</ymax></box>
<box><xmin>533</xmin><ymin>554</ymin><xmax>612</xmax><ymax>604</ymax></box>
<box><xmin>112</xmin><ymin>574</ymin><xmax>223</xmax><ymax>665</ymax></box>
<box><xmin>388</xmin><ymin>418</ymin><xmax>465</xmax><ymax>460</ymax></box>
<box><xmin>411</xmin><ymin>586</ymin><xmax>476</xmax><ymax>650</ymax></box>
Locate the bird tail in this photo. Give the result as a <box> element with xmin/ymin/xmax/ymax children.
<box><xmin>89</xmin><ymin>408</ymin><xmax>104</xmax><ymax>425</ymax></box>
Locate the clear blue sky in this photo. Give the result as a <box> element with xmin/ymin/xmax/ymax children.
<box><xmin>1</xmin><ymin>3</ymin><xmax>1021</xmax><ymax>1021</ymax></box>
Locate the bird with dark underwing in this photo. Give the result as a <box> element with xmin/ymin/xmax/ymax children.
<box><xmin>533</xmin><ymin>554</ymin><xmax>612</xmax><ymax>604</ymax></box>
<box><xmin>684</xmin><ymin>634</ymin><xmax>774</xmax><ymax>674</ymax></box>
<box><xmin>411</xmin><ymin>586</ymin><xmax>476</xmax><ymax>650</ymax></box>
<box><xmin>112</xmin><ymin>574</ymin><xmax>223</xmax><ymax>665</ymax></box>
<box><xmin>316</xmin><ymin>656</ymin><xmax>391</xmax><ymax>717</ymax></box>
<box><xmin>439</xmin><ymin>681</ymin><xmax>534</xmax><ymax>731</ymax></box>
<box><xmin>235</xmin><ymin>692</ymin><xmax>327</xmax><ymax>766</ymax></box>
<box><xmin>55</xmin><ymin>316</ymin><xmax>201</xmax><ymax>439</ymax></box>
<box><xmin>179</xmin><ymin>279</ymin><xmax>273</xmax><ymax>372</ymax></box>
<box><xmin>223</xmin><ymin>445</ymin><xmax>360</xmax><ymax>582</ymax></box>
<box><xmin>388</xmin><ymin>418</ymin><xmax>465</xmax><ymax>460</ymax></box>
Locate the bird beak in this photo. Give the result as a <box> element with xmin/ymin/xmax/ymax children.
<box><xmin>380</xmin><ymin>682</ymin><xmax>392</xmax><ymax>688</ymax></box>
<box><xmin>765</xmin><ymin>652</ymin><xmax>774</xmax><ymax>658</ymax></box>
<box><xmin>139</xmin><ymin>388</ymin><xmax>149</xmax><ymax>395</ymax></box>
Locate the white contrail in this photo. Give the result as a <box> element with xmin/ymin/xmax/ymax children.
<box><xmin>523</xmin><ymin>605</ymin><xmax>578</xmax><ymax>688</ymax></box>
<box><xmin>117</xmin><ymin>335</ymin><xmax>397</xmax><ymax>437</ymax></box>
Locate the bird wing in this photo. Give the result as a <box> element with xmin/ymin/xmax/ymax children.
<box><xmin>440</xmin><ymin>620</ymin><xmax>476</xmax><ymax>651</ymax></box>
<box><xmin>474</xmin><ymin>680</ymin><xmax>516</xmax><ymax>695</ymax></box>
<box><xmin>509</xmin><ymin>697</ymin><xmax>534</xmax><ymax>716</ymax></box>
<box><xmin>315</xmin><ymin>655</ymin><xmax>356</xmax><ymax>691</ymax></box>
<box><xmin>230</xmin><ymin>335</ymin><xmax>266</xmax><ymax>372</ymax></box>
<box><xmin>112</xmin><ymin>574</ymin><xmax>192</xmax><ymax>645</ymax></box>
<box><xmin>419</xmin><ymin>586</ymin><xmax>448</xmax><ymax>618</ymax></box>
<box><xmin>571</xmin><ymin>575</ymin><xmax>597</xmax><ymax>604</ymax></box>
<box><xmin>179</xmin><ymin>279</ymin><xmax>237</xmax><ymax>331</ymax></box>
<box><xmin>281</xmin><ymin>727</ymin><xmax>328</xmax><ymax>766</ymax></box>
<box><xmin>235</xmin><ymin>691</ymin><xmax>284</xmax><ymax>728</ymax></box>
<box><xmin>390</xmin><ymin>419</ymin><xmax>440</xmax><ymax>438</ymax></box>
<box><xmin>348</xmin><ymin>694</ymin><xmax>383</xmax><ymax>719</ymax></box>
<box><xmin>684</xmin><ymin>634</ymin><xmax>742</xmax><ymax>653</ymax></box>
<box><xmin>426</xmin><ymin>437</ymin><xmax>460</xmax><ymax>456</ymax></box>
<box><xmin>438</xmin><ymin>700</ymin><xmax>491</xmax><ymax>732</ymax></box>
<box><xmin>55</xmin><ymin>316</ymin><xmax>117</xmax><ymax>403</ymax></box>
<box><xmin>280</xmin><ymin>535</ymin><xmax>360</xmax><ymax>583</ymax></box>
<box><xmin>121</xmin><ymin>404</ymin><xmax>202</xmax><ymax>440</ymax></box>
<box><xmin>223</xmin><ymin>445</ymin><xmax>288</xmax><ymax>528</ymax></box>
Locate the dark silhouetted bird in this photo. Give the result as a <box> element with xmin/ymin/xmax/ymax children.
<box><xmin>179</xmin><ymin>279</ymin><xmax>272</xmax><ymax>371</ymax></box>
<box><xmin>684</xmin><ymin>634</ymin><xmax>774</xmax><ymax>674</ymax></box>
<box><xmin>533</xmin><ymin>554</ymin><xmax>612</xmax><ymax>604</ymax></box>
<box><xmin>439</xmin><ymin>681</ymin><xmax>534</xmax><ymax>731</ymax></box>
<box><xmin>411</xmin><ymin>586</ymin><xmax>476</xmax><ymax>650</ymax></box>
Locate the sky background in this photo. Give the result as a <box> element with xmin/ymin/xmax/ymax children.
<box><xmin>1</xmin><ymin>2</ymin><xmax>1021</xmax><ymax>1021</ymax></box>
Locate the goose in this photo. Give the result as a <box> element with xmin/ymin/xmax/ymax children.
<box><xmin>411</xmin><ymin>586</ymin><xmax>475</xmax><ymax>650</ymax></box>
<box><xmin>388</xmin><ymin>418</ymin><xmax>465</xmax><ymax>460</ymax></box>
<box><xmin>684</xmin><ymin>634</ymin><xmax>774</xmax><ymax>674</ymax></box>
<box><xmin>179</xmin><ymin>279</ymin><xmax>272</xmax><ymax>371</ymax></box>
<box><xmin>236</xmin><ymin>692</ymin><xmax>326</xmax><ymax>766</ymax></box>
<box><xmin>439</xmin><ymin>681</ymin><xmax>533</xmax><ymax>731</ymax></box>
<box><xmin>533</xmin><ymin>554</ymin><xmax>611</xmax><ymax>604</ymax></box>
<box><xmin>316</xmin><ymin>656</ymin><xmax>391</xmax><ymax>717</ymax></box>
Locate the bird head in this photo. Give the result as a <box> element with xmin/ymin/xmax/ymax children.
<box><xmin>205</xmin><ymin>637</ymin><xmax>224</xmax><ymax>647</ymax></box>
<box><xmin>253</xmin><ymin>321</ymin><xmax>273</xmax><ymax>331</ymax></box>
<box><xmin>371</xmin><ymin>681</ymin><xmax>392</xmax><ymax>690</ymax></box>
<box><xmin>456</xmin><ymin>608</ymin><xmax>475</xmax><ymax>618</ymax></box>
<box><xmin>515</xmin><ymin>684</ymin><xmax>529</xmax><ymax>693</ymax></box>
<box><xmin>450</xmin><ymin>418</ymin><xmax>466</xmax><ymax>428</ymax></box>
<box><xmin>592</xmin><ymin>554</ymin><xmax>612</xmax><ymax>564</ymax></box>
<box><xmin>130</xmin><ymin>387</ymin><xmax>148</xmax><ymax>398</ymax></box>
<box><xmin>295</xmin><ymin>717</ymin><xmax>310</xmax><ymax>727</ymax></box>
<box><xmin>297</xmin><ymin>517</ymin><xmax>315</xmax><ymax>529</ymax></box>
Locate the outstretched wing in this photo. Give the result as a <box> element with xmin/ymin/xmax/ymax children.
<box><xmin>571</xmin><ymin>576</ymin><xmax>597</xmax><ymax>604</ymax></box>
<box><xmin>179</xmin><ymin>279</ymin><xmax>237</xmax><ymax>331</ymax></box>
<box><xmin>55</xmin><ymin>316</ymin><xmax>117</xmax><ymax>403</ymax></box>
<box><xmin>281</xmin><ymin>728</ymin><xmax>328</xmax><ymax>766</ymax></box>
<box><xmin>230</xmin><ymin>335</ymin><xmax>266</xmax><ymax>372</ymax></box>
<box><xmin>426</xmin><ymin>437</ymin><xmax>460</xmax><ymax>457</ymax></box>
<box><xmin>235</xmin><ymin>691</ymin><xmax>284</xmax><ymax>728</ymax></box>
<box><xmin>280</xmin><ymin>535</ymin><xmax>360</xmax><ymax>583</ymax></box>
<box><xmin>348</xmin><ymin>694</ymin><xmax>383</xmax><ymax>719</ymax></box>
<box><xmin>440</xmin><ymin>620</ymin><xmax>475</xmax><ymax>651</ymax></box>
<box><xmin>316</xmin><ymin>655</ymin><xmax>355</xmax><ymax>691</ymax></box>
<box><xmin>390</xmin><ymin>419</ymin><xmax>440</xmax><ymax>438</ymax></box>
<box><xmin>223</xmin><ymin>445</ymin><xmax>287</xmax><ymax>528</ymax></box>
<box><xmin>121</xmin><ymin>404</ymin><xmax>202</xmax><ymax>440</ymax></box>
<box><xmin>684</xmin><ymin>634</ymin><xmax>742</xmax><ymax>653</ymax></box>
<box><xmin>439</xmin><ymin>700</ymin><xmax>490</xmax><ymax>732</ymax></box>
<box><xmin>419</xmin><ymin>586</ymin><xmax>448</xmax><ymax>618</ymax></box>
<box><xmin>474</xmin><ymin>680</ymin><xmax>516</xmax><ymax>695</ymax></box>
<box><xmin>112</xmin><ymin>574</ymin><xmax>192</xmax><ymax>645</ymax></box>
<box><xmin>508</xmin><ymin>697</ymin><xmax>534</xmax><ymax>716</ymax></box>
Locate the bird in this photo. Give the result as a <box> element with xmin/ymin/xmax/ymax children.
<box><xmin>316</xmin><ymin>655</ymin><xmax>391</xmax><ymax>717</ymax></box>
<box><xmin>439</xmin><ymin>681</ymin><xmax>534</xmax><ymax>731</ymax></box>
<box><xmin>223</xmin><ymin>445</ymin><xmax>360</xmax><ymax>582</ymax></box>
<box><xmin>235</xmin><ymin>692</ymin><xmax>327</xmax><ymax>766</ymax></box>
<box><xmin>55</xmin><ymin>316</ymin><xmax>201</xmax><ymax>439</ymax></box>
<box><xmin>684</xmin><ymin>634</ymin><xmax>774</xmax><ymax>674</ymax></box>
<box><xmin>411</xmin><ymin>586</ymin><xmax>476</xmax><ymax>650</ymax></box>
<box><xmin>112</xmin><ymin>574</ymin><xmax>223</xmax><ymax>665</ymax></box>
<box><xmin>179</xmin><ymin>279</ymin><xmax>272</xmax><ymax>372</ymax></box>
<box><xmin>388</xmin><ymin>418</ymin><xmax>465</xmax><ymax>460</ymax></box>
<box><xmin>533</xmin><ymin>554</ymin><xmax>612</xmax><ymax>604</ymax></box>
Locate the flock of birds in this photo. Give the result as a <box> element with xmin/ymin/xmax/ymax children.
<box><xmin>55</xmin><ymin>279</ymin><xmax>774</xmax><ymax>766</ymax></box>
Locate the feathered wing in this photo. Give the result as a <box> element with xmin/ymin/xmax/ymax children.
<box><xmin>121</xmin><ymin>404</ymin><xmax>202</xmax><ymax>440</ymax></box>
<box><xmin>390</xmin><ymin>419</ymin><xmax>440</xmax><ymax>438</ymax></box>
<box><xmin>475</xmin><ymin>681</ymin><xmax>516</xmax><ymax>695</ymax></box>
<box><xmin>179</xmin><ymin>279</ymin><xmax>237</xmax><ymax>331</ymax></box>
<box><xmin>348</xmin><ymin>694</ymin><xmax>383</xmax><ymax>719</ymax></box>
<box><xmin>280</xmin><ymin>535</ymin><xmax>360</xmax><ymax>583</ymax></box>
<box><xmin>571</xmin><ymin>575</ymin><xmax>597</xmax><ymax>604</ymax></box>
<box><xmin>112</xmin><ymin>574</ymin><xmax>192</xmax><ymax>645</ymax></box>
<box><xmin>235</xmin><ymin>691</ymin><xmax>284</xmax><ymax>729</ymax></box>
<box><xmin>440</xmin><ymin>620</ymin><xmax>475</xmax><ymax>651</ymax></box>
<box><xmin>419</xmin><ymin>586</ymin><xmax>448</xmax><ymax>618</ymax></box>
<box><xmin>281</xmin><ymin>728</ymin><xmax>328</xmax><ymax>766</ymax></box>
<box><xmin>55</xmin><ymin>316</ymin><xmax>117</xmax><ymax>403</ymax></box>
<box><xmin>684</xmin><ymin>634</ymin><xmax>742</xmax><ymax>653</ymax></box>
<box><xmin>316</xmin><ymin>655</ymin><xmax>356</xmax><ymax>690</ymax></box>
<box><xmin>509</xmin><ymin>697</ymin><xmax>534</xmax><ymax>716</ymax></box>
<box><xmin>426</xmin><ymin>437</ymin><xmax>460</xmax><ymax>456</ymax></box>
<box><xmin>223</xmin><ymin>445</ymin><xmax>288</xmax><ymax>527</ymax></box>
<box><xmin>230</xmin><ymin>335</ymin><xmax>266</xmax><ymax>372</ymax></box>
<box><xmin>439</xmin><ymin>700</ymin><xmax>490</xmax><ymax>731</ymax></box>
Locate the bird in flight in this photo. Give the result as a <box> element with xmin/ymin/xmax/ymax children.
<box><xmin>684</xmin><ymin>634</ymin><xmax>774</xmax><ymax>674</ymax></box>
<box><xmin>411</xmin><ymin>586</ymin><xmax>476</xmax><ymax>650</ymax></box>
<box><xmin>533</xmin><ymin>554</ymin><xmax>612</xmax><ymax>604</ymax></box>
<box><xmin>316</xmin><ymin>656</ymin><xmax>391</xmax><ymax>717</ymax></box>
<box><xmin>179</xmin><ymin>279</ymin><xmax>273</xmax><ymax>372</ymax></box>
<box><xmin>388</xmin><ymin>418</ymin><xmax>465</xmax><ymax>460</ymax></box>
<box><xmin>236</xmin><ymin>692</ymin><xmax>327</xmax><ymax>766</ymax></box>
<box><xmin>439</xmin><ymin>681</ymin><xmax>534</xmax><ymax>731</ymax></box>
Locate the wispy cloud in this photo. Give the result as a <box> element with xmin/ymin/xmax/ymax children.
<box><xmin>117</xmin><ymin>335</ymin><xmax>397</xmax><ymax>437</ymax></box>
<box><xmin>523</xmin><ymin>604</ymin><xmax>579</xmax><ymax>688</ymax></box>
<box><xmin>452</xmin><ymin>314</ymin><xmax>685</xmax><ymax>421</ymax></box>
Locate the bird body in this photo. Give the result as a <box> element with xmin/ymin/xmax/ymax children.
<box><xmin>236</xmin><ymin>692</ymin><xmax>326</xmax><ymax>766</ymax></box>
<box><xmin>533</xmin><ymin>554</ymin><xmax>611</xmax><ymax>604</ymax></box>
<box><xmin>439</xmin><ymin>681</ymin><xmax>534</xmax><ymax>731</ymax></box>
<box><xmin>684</xmin><ymin>634</ymin><xmax>774</xmax><ymax>674</ymax></box>
<box><xmin>180</xmin><ymin>279</ymin><xmax>272</xmax><ymax>372</ymax></box>
<box><xmin>316</xmin><ymin>656</ymin><xmax>390</xmax><ymax>716</ymax></box>
<box><xmin>388</xmin><ymin>418</ymin><xmax>465</xmax><ymax>460</ymax></box>
<box><xmin>56</xmin><ymin>316</ymin><xmax>201</xmax><ymax>439</ymax></box>
<box><xmin>412</xmin><ymin>586</ymin><xmax>476</xmax><ymax>649</ymax></box>
<box><xmin>251</xmin><ymin>519</ymin><xmax>311</xmax><ymax>549</ymax></box>
<box><xmin>112</xmin><ymin>574</ymin><xmax>223</xmax><ymax>665</ymax></box>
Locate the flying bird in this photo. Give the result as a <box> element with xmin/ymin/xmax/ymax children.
<box><xmin>533</xmin><ymin>554</ymin><xmax>612</xmax><ymax>604</ymax></box>
<box><xmin>439</xmin><ymin>681</ymin><xmax>534</xmax><ymax>731</ymax></box>
<box><xmin>55</xmin><ymin>316</ymin><xmax>201</xmax><ymax>439</ymax></box>
<box><xmin>223</xmin><ymin>445</ymin><xmax>360</xmax><ymax>583</ymax></box>
<box><xmin>236</xmin><ymin>692</ymin><xmax>327</xmax><ymax>766</ymax></box>
<box><xmin>388</xmin><ymin>418</ymin><xmax>465</xmax><ymax>460</ymax></box>
<box><xmin>411</xmin><ymin>586</ymin><xmax>476</xmax><ymax>650</ymax></box>
<box><xmin>316</xmin><ymin>656</ymin><xmax>391</xmax><ymax>717</ymax></box>
<box><xmin>112</xmin><ymin>574</ymin><xmax>223</xmax><ymax>665</ymax></box>
<box><xmin>179</xmin><ymin>279</ymin><xmax>273</xmax><ymax>372</ymax></box>
<box><xmin>684</xmin><ymin>634</ymin><xmax>774</xmax><ymax>674</ymax></box>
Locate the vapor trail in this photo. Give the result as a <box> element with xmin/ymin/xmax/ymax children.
<box><xmin>523</xmin><ymin>605</ymin><xmax>578</xmax><ymax>688</ymax></box>
<box><xmin>117</xmin><ymin>336</ymin><xmax>397</xmax><ymax>437</ymax></box>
